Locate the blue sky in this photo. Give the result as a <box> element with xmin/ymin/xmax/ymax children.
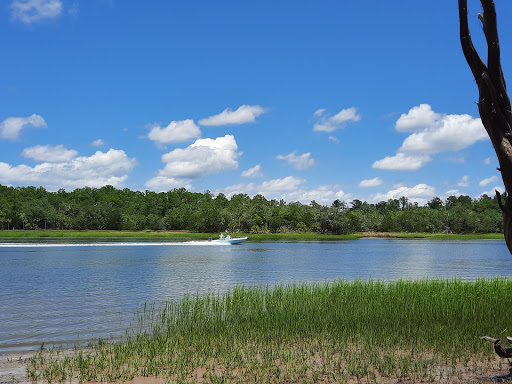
<box><xmin>1</xmin><ymin>0</ymin><xmax>511</xmax><ymax>206</ymax></box>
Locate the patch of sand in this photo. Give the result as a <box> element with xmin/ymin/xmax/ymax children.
<box><xmin>0</xmin><ymin>353</ymin><xmax>31</xmax><ymax>384</ymax></box>
<box><xmin>2</xmin><ymin>351</ymin><xmax>512</xmax><ymax>383</ymax></box>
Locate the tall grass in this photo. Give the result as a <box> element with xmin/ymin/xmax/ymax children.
<box><xmin>27</xmin><ymin>279</ymin><xmax>512</xmax><ymax>383</ymax></box>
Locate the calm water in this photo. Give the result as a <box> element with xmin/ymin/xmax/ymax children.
<box><xmin>1</xmin><ymin>238</ymin><xmax>511</xmax><ymax>354</ymax></box>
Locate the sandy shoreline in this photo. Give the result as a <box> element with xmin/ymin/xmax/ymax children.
<box><xmin>2</xmin><ymin>350</ymin><xmax>510</xmax><ymax>383</ymax></box>
<box><xmin>0</xmin><ymin>351</ymin><xmax>168</xmax><ymax>384</ymax></box>
<box><xmin>0</xmin><ymin>352</ymin><xmax>32</xmax><ymax>384</ymax></box>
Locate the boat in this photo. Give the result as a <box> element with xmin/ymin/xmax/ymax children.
<box><xmin>208</xmin><ymin>236</ymin><xmax>248</xmax><ymax>245</ymax></box>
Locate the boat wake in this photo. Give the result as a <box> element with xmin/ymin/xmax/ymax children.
<box><xmin>0</xmin><ymin>241</ymin><xmax>231</xmax><ymax>248</ymax></box>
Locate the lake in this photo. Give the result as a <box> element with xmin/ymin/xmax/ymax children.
<box><xmin>1</xmin><ymin>238</ymin><xmax>511</xmax><ymax>354</ymax></box>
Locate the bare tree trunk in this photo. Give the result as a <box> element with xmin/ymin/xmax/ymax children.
<box><xmin>459</xmin><ymin>0</ymin><xmax>512</xmax><ymax>254</ymax></box>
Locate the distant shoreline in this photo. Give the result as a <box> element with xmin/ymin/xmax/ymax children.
<box><xmin>0</xmin><ymin>230</ymin><xmax>505</xmax><ymax>241</ymax></box>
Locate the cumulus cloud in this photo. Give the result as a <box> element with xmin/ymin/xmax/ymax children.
<box><xmin>359</xmin><ymin>177</ymin><xmax>383</xmax><ymax>188</ymax></box>
<box><xmin>313</xmin><ymin>107</ymin><xmax>361</xmax><ymax>132</ymax></box>
<box><xmin>0</xmin><ymin>114</ymin><xmax>47</xmax><ymax>140</ymax></box>
<box><xmin>370</xmin><ymin>184</ymin><xmax>435</xmax><ymax>205</ymax></box>
<box><xmin>91</xmin><ymin>139</ymin><xmax>105</xmax><ymax>147</ymax></box>
<box><xmin>458</xmin><ymin>175</ymin><xmax>470</xmax><ymax>187</ymax></box>
<box><xmin>21</xmin><ymin>144</ymin><xmax>78</xmax><ymax>162</ymax></box>
<box><xmin>218</xmin><ymin>180</ymin><xmax>351</xmax><ymax>205</ymax></box>
<box><xmin>481</xmin><ymin>185</ymin><xmax>505</xmax><ymax>197</ymax></box>
<box><xmin>0</xmin><ymin>149</ymin><xmax>136</xmax><ymax>190</ymax></box>
<box><xmin>398</xmin><ymin>113</ymin><xmax>487</xmax><ymax>154</ymax></box>
<box><xmin>395</xmin><ymin>104</ymin><xmax>442</xmax><ymax>132</ymax></box>
<box><xmin>144</xmin><ymin>176</ymin><xmax>192</xmax><ymax>192</ymax></box>
<box><xmin>198</xmin><ymin>105</ymin><xmax>266</xmax><ymax>126</ymax></box>
<box><xmin>372</xmin><ymin>153</ymin><xmax>431</xmax><ymax>171</ymax></box>
<box><xmin>241</xmin><ymin>165</ymin><xmax>264</xmax><ymax>178</ymax></box>
<box><xmin>10</xmin><ymin>0</ymin><xmax>62</xmax><ymax>24</ymax></box>
<box><xmin>147</xmin><ymin>119</ymin><xmax>201</xmax><ymax>145</ymax></box>
<box><xmin>281</xmin><ymin>186</ymin><xmax>351</xmax><ymax>205</ymax></box>
<box><xmin>484</xmin><ymin>157</ymin><xmax>492</xmax><ymax>165</ymax></box>
<box><xmin>479</xmin><ymin>175</ymin><xmax>499</xmax><ymax>187</ymax></box>
<box><xmin>258</xmin><ymin>178</ymin><xmax>349</xmax><ymax>205</ymax></box>
<box><xmin>276</xmin><ymin>151</ymin><xmax>316</xmax><ymax>170</ymax></box>
<box><xmin>145</xmin><ymin>135</ymin><xmax>240</xmax><ymax>189</ymax></box>
<box><xmin>221</xmin><ymin>182</ymin><xmax>257</xmax><ymax>197</ymax></box>
<box><xmin>259</xmin><ymin>176</ymin><xmax>306</xmax><ymax>192</ymax></box>
<box><xmin>374</xmin><ymin>104</ymin><xmax>487</xmax><ymax>171</ymax></box>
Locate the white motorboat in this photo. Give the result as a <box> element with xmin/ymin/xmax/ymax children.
<box><xmin>209</xmin><ymin>236</ymin><xmax>248</xmax><ymax>244</ymax></box>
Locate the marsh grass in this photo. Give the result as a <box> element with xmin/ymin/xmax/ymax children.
<box><xmin>0</xmin><ymin>230</ymin><xmax>362</xmax><ymax>241</ymax></box>
<box><xmin>0</xmin><ymin>230</ymin><xmax>503</xmax><ymax>241</ymax></box>
<box><xmin>27</xmin><ymin>279</ymin><xmax>512</xmax><ymax>383</ymax></box>
<box><xmin>363</xmin><ymin>232</ymin><xmax>505</xmax><ymax>240</ymax></box>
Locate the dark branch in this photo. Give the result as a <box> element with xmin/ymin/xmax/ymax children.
<box><xmin>458</xmin><ymin>0</ymin><xmax>487</xmax><ymax>84</ymax></box>
<box><xmin>480</xmin><ymin>0</ymin><xmax>511</xmax><ymax>124</ymax></box>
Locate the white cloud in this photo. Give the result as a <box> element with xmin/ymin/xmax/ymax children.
<box><xmin>146</xmin><ymin>135</ymin><xmax>240</xmax><ymax>188</ymax></box>
<box><xmin>398</xmin><ymin>113</ymin><xmax>487</xmax><ymax>154</ymax></box>
<box><xmin>484</xmin><ymin>157</ymin><xmax>492</xmax><ymax>165</ymax></box>
<box><xmin>10</xmin><ymin>0</ymin><xmax>62</xmax><ymax>24</ymax></box>
<box><xmin>91</xmin><ymin>139</ymin><xmax>105</xmax><ymax>147</ymax></box>
<box><xmin>21</xmin><ymin>144</ymin><xmax>77</xmax><ymax>162</ymax></box>
<box><xmin>313</xmin><ymin>107</ymin><xmax>361</xmax><ymax>132</ymax></box>
<box><xmin>479</xmin><ymin>175</ymin><xmax>499</xmax><ymax>187</ymax></box>
<box><xmin>259</xmin><ymin>176</ymin><xmax>306</xmax><ymax>192</ymax></box>
<box><xmin>147</xmin><ymin>119</ymin><xmax>201</xmax><ymax>145</ymax></box>
<box><xmin>359</xmin><ymin>177</ymin><xmax>383</xmax><ymax>188</ymax></box>
<box><xmin>375</xmin><ymin>105</ymin><xmax>488</xmax><ymax>172</ymax></box>
<box><xmin>370</xmin><ymin>183</ymin><xmax>435</xmax><ymax>205</ymax></box>
<box><xmin>221</xmin><ymin>182</ymin><xmax>257</xmax><ymax>197</ymax></box>
<box><xmin>276</xmin><ymin>151</ymin><xmax>316</xmax><ymax>170</ymax></box>
<box><xmin>144</xmin><ymin>176</ymin><xmax>192</xmax><ymax>192</ymax></box>
<box><xmin>313</xmin><ymin>109</ymin><xmax>327</xmax><ymax>117</ymax></box>
<box><xmin>218</xmin><ymin>180</ymin><xmax>351</xmax><ymax>205</ymax></box>
<box><xmin>445</xmin><ymin>189</ymin><xmax>460</xmax><ymax>196</ymax></box>
<box><xmin>0</xmin><ymin>149</ymin><xmax>136</xmax><ymax>190</ymax></box>
<box><xmin>198</xmin><ymin>105</ymin><xmax>266</xmax><ymax>126</ymax></box>
<box><xmin>481</xmin><ymin>185</ymin><xmax>505</xmax><ymax>197</ymax></box>
<box><xmin>457</xmin><ymin>175</ymin><xmax>470</xmax><ymax>187</ymax></box>
<box><xmin>241</xmin><ymin>165</ymin><xmax>264</xmax><ymax>178</ymax></box>
<box><xmin>395</xmin><ymin>104</ymin><xmax>442</xmax><ymax>132</ymax></box>
<box><xmin>281</xmin><ymin>186</ymin><xmax>351</xmax><ymax>205</ymax></box>
<box><xmin>372</xmin><ymin>153</ymin><xmax>431</xmax><ymax>171</ymax></box>
<box><xmin>0</xmin><ymin>114</ymin><xmax>47</xmax><ymax>140</ymax></box>
<box><xmin>328</xmin><ymin>136</ymin><xmax>339</xmax><ymax>144</ymax></box>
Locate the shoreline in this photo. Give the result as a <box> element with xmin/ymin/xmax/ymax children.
<box><xmin>0</xmin><ymin>352</ymin><xmax>33</xmax><ymax>384</ymax></box>
<box><xmin>0</xmin><ymin>351</ymin><xmax>508</xmax><ymax>384</ymax></box>
<box><xmin>0</xmin><ymin>229</ymin><xmax>505</xmax><ymax>241</ymax></box>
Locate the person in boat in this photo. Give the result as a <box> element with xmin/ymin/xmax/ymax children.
<box><xmin>220</xmin><ymin>233</ymin><xmax>225</xmax><ymax>240</ymax></box>
<box><xmin>226</xmin><ymin>234</ymin><xmax>231</xmax><ymax>240</ymax></box>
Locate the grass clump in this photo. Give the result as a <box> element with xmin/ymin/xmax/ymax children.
<box><xmin>27</xmin><ymin>279</ymin><xmax>512</xmax><ymax>383</ymax></box>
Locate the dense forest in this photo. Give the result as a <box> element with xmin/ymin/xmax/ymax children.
<box><xmin>0</xmin><ymin>184</ymin><xmax>504</xmax><ymax>234</ymax></box>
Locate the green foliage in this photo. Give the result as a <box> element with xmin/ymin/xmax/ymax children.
<box><xmin>0</xmin><ymin>184</ymin><xmax>505</xmax><ymax>234</ymax></box>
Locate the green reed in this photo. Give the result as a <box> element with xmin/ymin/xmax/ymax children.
<box><xmin>27</xmin><ymin>279</ymin><xmax>512</xmax><ymax>383</ymax></box>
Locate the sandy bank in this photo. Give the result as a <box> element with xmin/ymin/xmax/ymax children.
<box><xmin>0</xmin><ymin>352</ymin><xmax>32</xmax><ymax>384</ymax></box>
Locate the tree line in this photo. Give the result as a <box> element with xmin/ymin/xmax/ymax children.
<box><xmin>0</xmin><ymin>184</ymin><xmax>504</xmax><ymax>234</ymax></box>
